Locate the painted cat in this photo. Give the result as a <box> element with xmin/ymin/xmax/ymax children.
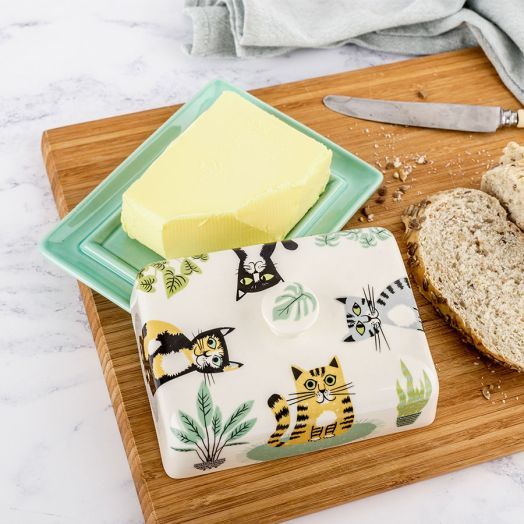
<box><xmin>234</xmin><ymin>240</ymin><xmax>298</xmax><ymax>301</ymax></box>
<box><xmin>139</xmin><ymin>320</ymin><xmax>242</xmax><ymax>394</ymax></box>
<box><xmin>267</xmin><ymin>356</ymin><xmax>354</xmax><ymax>447</ymax></box>
<box><xmin>336</xmin><ymin>277</ymin><xmax>422</xmax><ymax>352</ymax></box>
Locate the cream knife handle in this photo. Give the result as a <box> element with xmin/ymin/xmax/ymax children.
<box><xmin>518</xmin><ymin>109</ymin><xmax>524</xmax><ymax>128</ymax></box>
<box><xmin>501</xmin><ymin>109</ymin><xmax>524</xmax><ymax>128</ymax></box>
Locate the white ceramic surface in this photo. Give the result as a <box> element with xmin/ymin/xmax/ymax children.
<box><xmin>131</xmin><ymin>231</ymin><xmax>438</xmax><ymax>478</ymax></box>
<box><xmin>2</xmin><ymin>0</ymin><xmax>523</xmax><ymax>522</ymax></box>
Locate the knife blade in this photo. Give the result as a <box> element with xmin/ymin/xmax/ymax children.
<box><xmin>323</xmin><ymin>95</ymin><xmax>523</xmax><ymax>133</ymax></box>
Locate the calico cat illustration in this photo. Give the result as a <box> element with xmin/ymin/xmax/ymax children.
<box><xmin>139</xmin><ymin>320</ymin><xmax>242</xmax><ymax>394</ymax></box>
<box><xmin>234</xmin><ymin>240</ymin><xmax>298</xmax><ymax>301</ymax></box>
<box><xmin>267</xmin><ymin>356</ymin><xmax>354</xmax><ymax>447</ymax></box>
<box><xmin>336</xmin><ymin>277</ymin><xmax>422</xmax><ymax>352</ymax></box>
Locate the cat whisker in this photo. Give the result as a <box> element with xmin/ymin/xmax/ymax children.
<box><xmin>287</xmin><ymin>395</ymin><xmax>315</xmax><ymax>405</ymax></box>
<box><xmin>378</xmin><ymin>324</ymin><xmax>390</xmax><ymax>351</ymax></box>
<box><xmin>331</xmin><ymin>381</ymin><xmax>354</xmax><ymax>390</ymax></box>
<box><xmin>330</xmin><ymin>392</ymin><xmax>356</xmax><ymax>396</ymax></box>
<box><xmin>287</xmin><ymin>392</ymin><xmax>315</xmax><ymax>398</ymax></box>
<box><xmin>287</xmin><ymin>391</ymin><xmax>313</xmax><ymax>397</ymax></box>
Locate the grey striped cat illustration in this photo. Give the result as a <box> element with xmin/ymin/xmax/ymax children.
<box><xmin>336</xmin><ymin>277</ymin><xmax>422</xmax><ymax>352</ymax></box>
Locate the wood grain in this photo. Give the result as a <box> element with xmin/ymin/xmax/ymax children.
<box><xmin>42</xmin><ymin>48</ymin><xmax>524</xmax><ymax>523</ymax></box>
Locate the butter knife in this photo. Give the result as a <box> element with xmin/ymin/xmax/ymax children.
<box><xmin>323</xmin><ymin>95</ymin><xmax>524</xmax><ymax>133</ymax></box>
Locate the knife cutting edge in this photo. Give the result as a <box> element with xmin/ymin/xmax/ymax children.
<box><xmin>323</xmin><ymin>95</ymin><xmax>524</xmax><ymax>133</ymax></box>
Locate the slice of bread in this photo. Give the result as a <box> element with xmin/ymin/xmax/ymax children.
<box><xmin>481</xmin><ymin>142</ymin><xmax>524</xmax><ymax>230</ymax></box>
<box><xmin>402</xmin><ymin>188</ymin><xmax>524</xmax><ymax>371</ymax></box>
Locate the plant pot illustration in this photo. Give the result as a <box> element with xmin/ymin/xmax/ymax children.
<box><xmin>396</xmin><ymin>412</ymin><xmax>422</xmax><ymax>427</ymax></box>
<box><xmin>194</xmin><ymin>458</ymin><xmax>226</xmax><ymax>471</ymax></box>
<box><xmin>171</xmin><ymin>381</ymin><xmax>257</xmax><ymax>472</ymax></box>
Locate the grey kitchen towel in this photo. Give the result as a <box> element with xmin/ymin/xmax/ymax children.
<box><xmin>184</xmin><ymin>0</ymin><xmax>524</xmax><ymax>104</ymax></box>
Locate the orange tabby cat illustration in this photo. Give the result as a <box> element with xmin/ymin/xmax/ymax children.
<box><xmin>267</xmin><ymin>356</ymin><xmax>354</xmax><ymax>446</ymax></box>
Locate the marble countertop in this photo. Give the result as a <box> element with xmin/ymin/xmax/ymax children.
<box><xmin>1</xmin><ymin>1</ymin><xmax>523</xmax><ymax>523</ymax></box>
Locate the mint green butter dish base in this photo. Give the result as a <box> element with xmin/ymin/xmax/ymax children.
<box><xmin>41</xmin><ymin>80</ymin><xmax>383</xmax><ymax>312</ymax></box>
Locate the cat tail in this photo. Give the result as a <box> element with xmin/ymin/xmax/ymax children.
<box><xmin>267</xmin><ymin>394</ymin><xmax>290</xmax><ymax>447</ymax></box>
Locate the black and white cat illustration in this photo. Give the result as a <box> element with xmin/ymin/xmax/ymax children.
<box><xmin>336</xmin><ymin>277</ymin><xmax>422</xmax><ymax>352</ymax></box>
<box><xmin>234</xmin><ymin>240</ymin><xmax>298</xmax><ymax>301</ymax></box>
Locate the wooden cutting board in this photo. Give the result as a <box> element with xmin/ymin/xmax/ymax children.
<box><xmin>42</xmin><ymin>48</ymin><xmax>524</xmax><ymax>523</ymax></box>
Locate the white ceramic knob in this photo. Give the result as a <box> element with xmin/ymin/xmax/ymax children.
<box><xmin>261</xmin><ymin>281</ymin><xmax>319</xmax><ymax>337</ymax></box>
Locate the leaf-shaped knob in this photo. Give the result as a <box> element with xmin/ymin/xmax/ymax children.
<box><xmin>261</xmin><ymin>281</ymin><xmax>319</xmax><ymax>337</ymax></box>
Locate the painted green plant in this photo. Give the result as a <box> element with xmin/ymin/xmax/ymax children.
<box><xmin>315</xmin><ymin>232</ymin><xmax>343</xmax><ymax>247</ymax></box>
<box><xmin>396</xmin><ymin>360</ymin><xmax>432</xmax><ymax>427</ymax></box>
<box><xmin>272</xmin><ymin>282</ymin><xmax>317</xmax><ymax>321</ymax></box>
<box><xmin>315</xmin><ymin>228</ymin><xmax>391</xmax><ymax>248</ymax></box>
<box><xmin>136</xmin><ymin>254</ymin><xmax>208</xmax><ymax>298</ymax></box>
<box><xmin>171</xmin><ymin>381</ymin><xmax>256</xmax><ymax>471</ymax></box>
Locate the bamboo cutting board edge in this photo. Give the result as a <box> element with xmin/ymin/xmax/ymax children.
<box><xmin>41</xmin><ymin>48</ymin><xmax>524</xmax><ymax>523</ymax></box>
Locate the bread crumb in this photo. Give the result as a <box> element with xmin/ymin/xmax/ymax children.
<box><xmin>367</xmin><ymin>214</ymin><xmax>375</xmax><ymax>222</ymax></box>
<box><xmin>416</xmin><ymin>90</ymin><xmax>427</xmax><ymax>100</ymax></box>
<box><xmin>481</xmin><ymin>386</ymin><xmax>491</xmax><ymax>400</ymax></box>
<box><xmin>393</xmin><ymin>157</ymin><xmax>402</xmax><ymax>169</ymax></box>
<box><xmin>393</xmin><ymin>171</ymin><xmax>400</xmax><ymax>180</ymax></box>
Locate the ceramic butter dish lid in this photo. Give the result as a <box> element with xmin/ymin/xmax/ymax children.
<box><xmin>130</xmin><ymin>228</ymin><xmax>439</xmax><ymax>479</ymax></box>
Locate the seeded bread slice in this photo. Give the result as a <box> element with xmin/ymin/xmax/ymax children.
<box><xmin>481</xmin><ymin>142</ymin><xmax>524</xmax><ymax>230</ymax></box>
<box><xmin>402</xmin><ymin>188</ymin><xmax>524</xmax><ymax>371</ymax></box>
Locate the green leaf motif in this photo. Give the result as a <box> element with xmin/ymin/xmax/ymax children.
<box><xmin>196</xmin><ymin>381</ymin><xmax>213</xmax><ymax>428</ymax></box>
<box><xmin>359</xmin><ymin>233</ymin><xmax>377</xmax><ymax>248</ymax></box>
<box><xmin>226</xmin><ymin>418</ymin><xmax>257</xmax><ymax>442</ymax></box>
<box><xmin>211</xmin><ymin>407</ymin><xmax>222</xmax><ymax>436</ymax></box>
<box><xmin>171</xmin><ymin>428</ymin><xmax>197</xmax><ymax>445</ymax></box>
<box><xmin>178</xmin><ymin>410</ymin><xmax>204</xmax><ymax>441</ymax></box>
<box><xmin>192</xmin><ymin>254</ymin><xmax>209</xmax><ymax>261</ymax></box>
<box><xmin>180</xmin><ymin>258</ymin><xmax>202</xmax><ymax>275</ymax></box>
<box><xmin>222</xmin><ymin>401</ymin><xmax>253</xmax><ymax>434</ymax></box>
<box><xmin>137</xmin><ymin>275</ymin><xmax>156</xmax><ymax>293</ymax></box>
<box><xmin>272</xmin><ymin>283</ymin><xmax>317</xmax><ymax>321</ymax></box>
<box><xmin>163</xmin><ymin>268</ymin><xmax>188</xmax><ymax>298</ymax></box>
<box><xmin>314</xmin><ymin>233</ymin><xmax>341</xmax><ymax>247</ymax></box>
<box><xmin>152</xmin><ymin>261</ymin><xmax>167</xmax><ymax>270</ymax></box>
<box><xmin>371</xmin><ymin>227</ymin><xmax>391</xmax><ymax>241</ymax></box>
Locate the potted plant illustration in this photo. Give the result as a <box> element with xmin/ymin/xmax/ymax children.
<box><xmin>396</xmin><ymin>360</ymin><xmax>432</xmax><ymax>426</ymax></box>
<box><xmin>171</xmin><ymin>381</ymin><xmax>257</xmax><ymax>471</ymax></box>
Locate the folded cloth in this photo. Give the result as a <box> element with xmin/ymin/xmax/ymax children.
<box><xmin>184</xmin><ymin>0</ymin><xmax>524</xmax><ymax>104</ymax></box>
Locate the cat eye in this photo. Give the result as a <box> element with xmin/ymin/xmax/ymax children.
<box><xmin>324</xmin><ymin>374</ymin><xmax>336</xmax><ymax>386</ymax></box>
<box><xmin>240</xmin><ymin>277</ymin><xmax>253</xmax><ymax>285</ymax></box>
<box><xmin>207</xmin><ymin>337</ymin><xmax>217</xmax><ymax>349</ymax></box>
<box><xmin>211</xmin><ymin>355</ymin><xmax>222</xmax><ymax>366</ymax></box>
<box><xmin>304</xmin><ymin>379</ymin><xmax>317</xmax><ymax>390</ymax></box>
<box><xmin>356</xmin><ymin>321</ymin><xmax>366</xmax><ymax>336</ymax></box>
<box><xmin>352</xmin><ymin>302</ymin><xmax>361</xmax><ymax>315</ymax></box>
<box><xmin>262</xmin><ymin>274</ymin><xmax>274</xmax><ymax>281</ymax></box>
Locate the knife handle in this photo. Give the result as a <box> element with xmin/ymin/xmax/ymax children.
<box><xmin>502</xmin><ymin>109</ymin><xmax>524</xmax><ymax>128</ymax></box>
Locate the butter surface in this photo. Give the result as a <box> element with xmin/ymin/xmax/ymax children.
<box><xmin>122</xmin><ymin>91</ymin><xmax>331</xmax><ymax>258</ymax></box>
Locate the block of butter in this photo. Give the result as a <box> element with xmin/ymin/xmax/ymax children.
<box><xmin>121</xmin><ymin>91</ymin><xmax>332</xmax><ymax>258</ymax></box>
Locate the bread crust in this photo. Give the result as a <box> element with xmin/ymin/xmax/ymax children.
<box><xmin>402</xmin><ymin>193</ymin><xmax>523</xmax><ymax>372</ymax></box>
